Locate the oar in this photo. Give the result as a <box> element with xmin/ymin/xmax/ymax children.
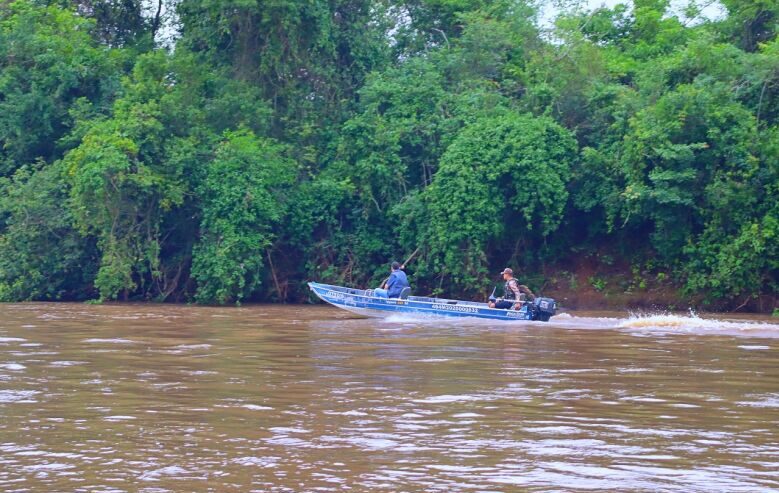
<box><xmin>400</xmin><ymin>247</ymin><xmax>421</xmax><ymax>269</ymax></box>
<box><xmin>379</xmin><ymin>247</ymin><xmax>421</xmax><ymax>288</ymax></box>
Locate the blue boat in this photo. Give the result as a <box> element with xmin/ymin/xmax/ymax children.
<box><xmin>308</xmin><ymin>282</ymin><xmax>557</xmax><ymax>322</ymax></box>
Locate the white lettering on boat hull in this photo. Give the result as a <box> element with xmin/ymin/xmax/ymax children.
<box><xmin>431</xmin><ymin>304</ymin><xmax>478</xmax><ymax>313</ymax></box>
<box><xmin>505</xmin><ymin>310</ymin><xmax>525</xmax><ymax>318</ymax></box>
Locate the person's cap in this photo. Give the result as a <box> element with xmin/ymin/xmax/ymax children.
<box><xmin>500</xmin><ymin>268</ymin><xmax>513</xmax><ymax>275</ymax></box>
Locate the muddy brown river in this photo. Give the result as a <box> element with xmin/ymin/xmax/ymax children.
<box><xmin>1</xmin><ymin>303</ymin><xmax>778</xmax><ymax>492</ymax></box>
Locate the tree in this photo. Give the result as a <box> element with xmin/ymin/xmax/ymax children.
<box><xmin>64</xmin><ymin>51</ymin><xmax>186</xmax><ymax>300</ymax></box>
<box><xmin>47</xmin><ymin>0</ymin><xmax>155</xmax><ymax>47</ymax></box>
<box><xmin>191</xmin><ymin>130</ymin><xmax>294</xmax><ymax>304</ymax></box>
<box><xmin>719</xmin><ymin>0</ymin><xmax>779</xmax><ymax>52</ymax></box>
<box><xmin>0</xmin><ymin>163</ymin><xmax>96</xmax><ymax>300</ymax></box>
<box><xmin>422</xmin><ymin>112</ymin><xmax>576</xmax><ymax>293</ymax></box>
<box><xmin>0</xmin><ymin>1</ymin><xmax>121</xmax><ymax>176</ymax></box>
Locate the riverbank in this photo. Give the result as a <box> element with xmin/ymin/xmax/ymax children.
<box><xmin>535</xmin><ymin>260</ymin><xmax>777</xmax><ymax>314</ymax></box>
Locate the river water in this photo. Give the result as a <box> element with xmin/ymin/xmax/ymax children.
<box><xmin>1</xmin><ymin>303</ymin><xmax>778</xmax><ymax>492</ymax></box>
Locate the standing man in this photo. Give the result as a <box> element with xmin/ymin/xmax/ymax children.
<box><xmin>488</xmin><ymin>268</ymin><xmax>534</xmax><ymax>310</ymax></box>
<box><xmin>374</xmin><ymin>261</ymin><xmax>410</xmax><ymax>298</ymax></box>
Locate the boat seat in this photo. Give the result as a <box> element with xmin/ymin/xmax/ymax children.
<box><xmin>398</xmin><ymin>287</ymin><xmax>411</xmax><ymax>299</ymax></box>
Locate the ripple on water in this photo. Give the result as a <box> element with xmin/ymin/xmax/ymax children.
<box><xmin>452</xmin><ymin>412</ymin><xmax>484</xmax><ymax>418</ymax></box>
<box><xmin>0</xmin><ymin>337</ymin><xmax>27</xmax><ymax>343</ymax></box>
<box><xmin>324</xmin><ymin>410</ymin><xmax>368</xmax><ymax>417</ymax></box>
<box><xmin>242</xmin><ymin>404</ymin><xmax>273</xmax><ymax>411</ymax></box>
<box><xmin>48</xmin><ymin>361</ymin><xmax>87</xmax><ymax>367</ymax></box>
<box><xmin>82</xmin><ymin>338</ymin><xmax>136</xmax><ymax>344</ymax></box>
<box><xmin>0</xmin><ymin>390</ymin><xmax>39</xmax><ymax>403</ymax></box>
<box><xmin>103</xmin><ymin>415</ymin><xmax>137</xmax><ymax>422</ymax></box>
<box><xmin>524</xmin><ymin>426</ymin><xmax>583</xmax><ymax>435</ymax></box>
<box><xmin>21</xmin><ymin>462</ymin><xmax>75</xmax><ymax>473</ymax></box>
<box><xmin>269</xmin><ymin>426</ymin><xmax>311</xmax><ymax>434</ymax></box>
<box><xmin>264</xmin><ymin>436</ymin><xmax>311</xmax><ymax>447</ymax></box>
<box><xmin>171</xmin><ymin>344</ymin><xmax>213</xmax><ymax>350</ymax></box>
<box><xmin>737</xmin><ymin>394</ymin><xmax>779</xmax><ymax>408</ymax></box>
<box><xmin>233</xmin><ymin>456</ymin><xmax>280</xmax><ymax>467</ymax></box>
<box><xmin>412</xmin><ymin>394</ymin><xmax>490</xmax><ymax>404</ymax></box>
<box><xmin>327</xmin><ymin>434</ymin><xmax>400</xmax><ymax>450</ymax></box>
<box><xmin>139</xmin><ymin>465</ymin><xmax>193</xmax><ymax>481</ymax></box>
<box><xmin>619</xmin><ymin>396</ymin><xmax>667</xmax><ymax>403</ymax></box>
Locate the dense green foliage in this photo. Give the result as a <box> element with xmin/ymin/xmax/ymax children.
<box><xmin>192</xmin><ymin>130</ymin><xmax>294</xmax><ymax>304</ymax></box>
<box><xmin>0</xmin><ymin>0</ymin><xmax>776</xmax><ymax>309</ymax></box>
<box><xmin>423</xmin><ymin>113</ymin><xmax>575</xmax><ymax>294</ymax></box>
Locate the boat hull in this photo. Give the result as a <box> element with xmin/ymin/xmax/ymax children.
<box><xmin>308</xmin><ymin>282</ymin><xmax>548</xmax><ymax>321</ymax></box>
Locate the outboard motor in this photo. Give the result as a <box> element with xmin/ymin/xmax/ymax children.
<box><xmin>530</xmin><ymin>297</ymin><xmax>557</xmax><ymax>322</ymax></box>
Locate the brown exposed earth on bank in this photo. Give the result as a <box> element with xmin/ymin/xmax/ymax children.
<box><xmin>537</xmin><ymin>257</ymin><xmax>776</xmax><ymax>314</ymax></box>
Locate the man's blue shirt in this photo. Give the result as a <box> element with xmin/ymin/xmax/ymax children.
<box><xmin>386</xmin><ymin>270</ymin><xmax>409</xmax><ymax>298</ymax></box>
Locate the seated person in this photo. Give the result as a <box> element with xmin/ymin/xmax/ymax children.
<box><xmin>488</xmin><ymin>268</ymin><xmax>535</xmax><ymax>310</ymax></box>
<box><xmin>374</xmin><ymin>261</ymin><xmax>410</xmax><ymax>298</ymax></box>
